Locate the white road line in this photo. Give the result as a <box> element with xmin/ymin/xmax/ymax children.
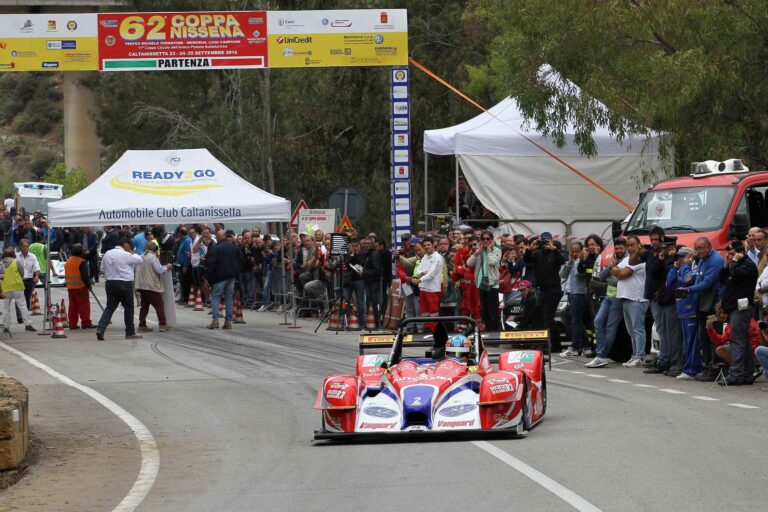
<box><xmin>0</xmin><ymin>341</ymin><xmax>159</xmax><ymax>512</ymax></box>
<box><xmin>692</xmin><ymin>396</ymin><xmax>719</xmax><ymax>401</ymax></box>
<box><xmin>609</xmin><ymin>379</ymin><xmax>632</xmax><ymax>384</ymax></box>
<box><xmin>552</xmin><ymin>368</ymin><xmax>568</xmax><ymax>372</ymax></box>
<box><xmin>658</xmin><ymin>389</ymin><xmax>686</xmax><ymax>394</ymax></box>
<box><xmin>570</xmin><ymin>371</ymin><xmax>585</xmax><ymax>374</ymax></box>
<box><xmin>586</xmin><ymin>374</ymin><xmax>607</xmax><ymax>378</ymax></box>
<box><xmin>728</xmin><ymin>403</ymin><xmax>759</xmax><ymax>409</ymax></box>
<box><xmin>633</xmin><ymin>384</ymin><xmax>657</xmax><ymax>388</ymax></box>
<box><xmin>472</xmin><ymin>441</ymin><xmax>602</xmax><ymax>512</ymax></box>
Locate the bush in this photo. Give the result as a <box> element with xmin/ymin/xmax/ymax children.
<box><xmin>27</xmin><ymin>145</ymin><xmax>59</xmax><ymax>179</ymax></box>
<box><xmin>14</xmin><ymin>98</ymin><xmax>61</xmax><ymax>135</ymax></box>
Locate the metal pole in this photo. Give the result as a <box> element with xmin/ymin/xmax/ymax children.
<box><xmin>278</xmin><ymin>222</ymin><xmax>289</xmax><ymax>325</ymax></box>
<box><xmin>455</xmin><ymin>156</ymin><xmax>460</xmax><ymax>225</ymax></box>
<box><xmin>43</xmin><ymin>224</ymin><xmax>51</xmax><ymax>332</ymax></box>
<box><xmin>424</xmin><ymin>152</ymin><xmax>429</xmax><ymax>232</ymax></box>
<box><xmin>343</xmin><ymin>189</ymin><xmax>349</xmax><ymax>217</ymax></box>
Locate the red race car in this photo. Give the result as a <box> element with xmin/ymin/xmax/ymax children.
<box><xmin>314</xmin><ymin>317</ymin><xmax>547</xmax><ymax>441</ymax></box>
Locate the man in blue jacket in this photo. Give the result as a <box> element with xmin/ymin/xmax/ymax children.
<box><xmin>175</xmin><ymin>227</ymin><xmax>194</xmax><ymax>305</ymax></box>
<box><xmin>678</xmin><ymin>237</ymin><xmax>724</xmax><ymax>381</ymax></box>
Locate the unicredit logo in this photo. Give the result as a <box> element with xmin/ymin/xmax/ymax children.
<box><xmin>277</xmin><ymin>36</ymin><xmax>312</xmax><ymax>44</ymax></box>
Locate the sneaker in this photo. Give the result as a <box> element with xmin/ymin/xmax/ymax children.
<box><xmin>125</xmin><ymin>333</ymin><xmax>143</xmax><ymax>340</ymax></box>
<box><xmin>96</xmin><ymin>331</ymin><xmax>104</xmax><ymax>341</ymax></box>
<box><xmin>25</xmin><ymin>325</ymin><xmax>36</xmax><ymax>332</ymax></box>
<box><xmin>222</xmin><ymin>321</ymin><xmax>232</xmax><ymax>330</ymax></box>
<box><xmin>623</xmin><ymin>357</ymin><xmax>644</xmax><ymax>368</ymax></box>
<box><xmin>256</xmin><ymin>306</ymin><xmax>268</xmax><ymax>312</ymax></box>
<box><xmin>585</xmin><ymin>357</ymin><xmax>609</xmax><ymax>368</ymax></box>
<box><xmin>676</xmin><ymin>373</ymin><xmax>695</xmax><ymax>380</ymax></box>
<box><xmin>138</xmin><ymin>326</ymin><xmax>154</xmax><ymax>333</ymax></box>
<box><xmin>560</xmin><ymin>347</ymin><xmax>581</xmax><ymax>357</ymax></box>
<box><xmin>207</xmin><ymin>320</ymin><xmax>220</xmax><ymax>329</ymax></box>
<box><xmin>158</xmin><ymin>325</ymin><xmax>173</xmax><ymax>332</ymax></box>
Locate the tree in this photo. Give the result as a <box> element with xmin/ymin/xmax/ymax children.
<box><xmin>468</xmin><ymin>0</ymin><xmax>768</xmax><ymax>174</ymax></box>
<box><xmin>43</xmin><ymin>163</ymin><xmax>89</xmax><ymax>198</ymax></box>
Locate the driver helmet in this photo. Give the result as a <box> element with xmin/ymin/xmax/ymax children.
<box><xmin>446</xmin><ymin>334</ymin><xmax>470</xmax><ymax>359</ymax></box>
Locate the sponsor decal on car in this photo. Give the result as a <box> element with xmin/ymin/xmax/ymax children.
<box><xmin>326</xmin><ymin>389</ymin><xmax>345</xmax><ymax>399</ymax></box>
<box><xmin>359</xmin><ymin>422</ymin><xmax>397</xmax><ymax>430</ymax></box>
<box><xmin>437</xmin><ymin>419</ymin><xmax>474</xmax><ymax>428</ymax></box>
<box><xmin>507</xmin><ymin>351</ymin><xmax>535</xmax><ymax>363</ymax></box>
<box><xmin>439</xmin><ymin>403</ymin><xmax>477</xmax><ymax>417</ymax></box>
<box><xmin>490</xmin><ymin>383</ymin><xmax>514</xmax><ymax>394</ymax></box>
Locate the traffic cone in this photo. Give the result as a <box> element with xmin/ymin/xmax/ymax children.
<box><xmin>193</xmin><ymin>288</ymin><xmax>204</xmax><ymax>311</ymax></box>
<box><xmin>59</xmin><ymin>299</ymin><xmax>69</xmax><ymax>328</ymax></box>
<box><xmin>186</xmin><ymin>286</ymin><xmax>195</xmax><ymax>307</ymax></box>
<box><xmin>365</xmin><ymin>303</ymin><xmax>377</xmax><ymax>331</ymax></box>
<box><xmin>347</xmin><ymin>304</ymin><xmax>361</xmax><ymax>331</ymax></box>
<box><xmin>233</xmin><ymin>292</ymin><xmax>246</xmax><ymax>324</ymax></box>
<box><xmin>31</xmin><ymin>291</ymin><xmax>42</xmax><ymax>316</ymax></box>
<box><xmin>51</xmin><ymin>306</ymin><xmax>67</xmax><ymax>339</ymax></box>
<box><xmin>326</xmin><ymin>306</ymin><xmax>341</xmax><ymax>331</ymax></box>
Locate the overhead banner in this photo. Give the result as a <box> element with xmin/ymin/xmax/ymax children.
<box><xmin>97</xmin><ymin>11</ymin><xmax>268</xmax><ymax>71</ymax></box>
<box><xmin>268</xmin><ymin>9</ymin><xmax>407</xmax><ymax>68</ymax></box>
<box><xmin>0</xmin><ymin>13</ymin><xmax>98</xmax><ymax>71</ymax></box>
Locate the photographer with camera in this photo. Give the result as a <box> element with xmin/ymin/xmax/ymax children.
<box><xmin>523</xmin><ymin>232</ymin><xmax>565</xmax><ymax>351</ymax></box>
<box><xmin>715</xmin><ymin>240</ymin><xmax>758</xmax><ymax>385</ymax></box>
<box><xmin>645</xmin><ymin>233</ymin><xmax>683</xmax><ymax>375</ymax></box>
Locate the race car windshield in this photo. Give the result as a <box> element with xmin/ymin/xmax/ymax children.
<box><xmin>626</xmin><ymin>186</ymin><xmax>735</xmax><ymax>234</ymax></box>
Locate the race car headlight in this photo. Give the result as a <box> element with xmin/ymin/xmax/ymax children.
<box><xmin>439</xmin><ymin>403</ymin><xmax>477</xmax><ymax>417</ymax></box>
<box><xmin>362</xmin><ymin>406</ymin><xmax>398</xmax><ymax>418</ymax></box>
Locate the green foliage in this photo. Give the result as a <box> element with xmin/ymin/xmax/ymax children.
<box><xmin>469</xmin><ymin>0</ymin><xmax>768</xmax><ymax>174</ymax></box>
<box><xmin>27</xmin><ymin>145</ymin><xmax>59</xmax><ymax>179</ymax></box>
<box><xmin>42</xmin><ymin>163</ymin><xmax>88</xmax><ymax>198</ymax></box>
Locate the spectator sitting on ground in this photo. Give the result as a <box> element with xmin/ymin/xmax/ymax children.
<box><xmin>706</xmin><ymin>304</ymin><xmax>761</xmax><ymax>365</ymax></box>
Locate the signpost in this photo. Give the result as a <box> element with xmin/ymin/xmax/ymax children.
<box><xmin>289</xmin><ymin>199</ymin><xmax>309</xmax><ymax>228</ymax></box>
<box><xmin>298</xmin><ymin>208</ymin><xmax>336</xmax><ymax>236</ymax></box>
<box><xmin>390</xmin><ymin>66</ymin><xmax>412</xmax><ymax>248</ymax></box>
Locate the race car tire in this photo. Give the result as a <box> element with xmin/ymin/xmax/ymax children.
<box><xmin>541</xmin><ymin>362</ymin><xmax>547</xmax><ymax>416</ymax></box>
<box><xmin>521</xmin><ymin>379</ymin><xmax>532</xmax><ymax>432</ymax></box>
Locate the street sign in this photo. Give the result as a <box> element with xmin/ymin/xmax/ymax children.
<box><xmin>290</xmin><ymin>199</ymin><xmax>308</xmax><ymax>228</ymax></box>
<box><xmin>336</xmin><ymin>214</ymin><xmax>354</xmax><ymax>232</ymax></box>
<box><xmin>328</xmin><ymin>187</ymin><xmax>366</xmax><ymax>222</ymax></box>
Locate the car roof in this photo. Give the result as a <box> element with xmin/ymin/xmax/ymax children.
<box><xmin>651</xmin><ymin>171</ymin><xmax>768</xmax><ymax>191</ymax></box>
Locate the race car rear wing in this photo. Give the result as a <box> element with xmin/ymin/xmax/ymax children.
<box><xmin>359</xmin><ymin>329</ymin><xmax>551</xmax><ymax>368</ymax></box>
<box><xmin>480</xmin><ymin>330</ymin><xmax>551</xmax><ymax>369</ymax></box>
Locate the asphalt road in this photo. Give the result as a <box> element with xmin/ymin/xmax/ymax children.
<box><xmin>0</xmin><ymin>286</ymin><xmax>766</xmax><ymax>512</ymax></box>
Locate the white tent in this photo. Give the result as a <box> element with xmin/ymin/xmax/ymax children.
<box><xmin>423</xmin><ymin>96</ymin><xmax>666</xmax><ymax>238</ymax></box>
<box><xmin>48</xmin><ymin>148</ymin><xmax>291</xmax><ymax>226</ymax></box>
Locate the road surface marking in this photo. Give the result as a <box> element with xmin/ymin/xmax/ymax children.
<box><xmin>472</xmin><ymin>441</ymin><xmax>602</xmax><ymax>512</ymax></box>
<box><xmin>609</xmin><ymin>379</ymin><xmax>632</xmax><ymax>384</ymax></box>
<box><xmin>658</xmin><ymin>389</ymin><xmax>686</xmax><ymax>394</ymax></box>
<box><xmin>552</xmin><ymin>368</ymin><xmax>568</xmax><ymax>372</ymax></box>
<box><xmin>692</xmin><ymin>396</ymin><xmax>719</xmax><ymax>401</ymax></box>
<box><xmin>0</xmin><ymin>341</ymin><xmax>159</xmax><ymax>512</ymax></box>
<box><xmin>570</xmin><ymin>371</ymin><xmax>585</xmax><ymax>374</ymax></box>
<box><xmin>633</xmin><ymin>384</ymin><xmax>657</xmax><ymax>388</ymax></box>
<box><xmin>586</xmin><ymin>374</ymin><xmax>607</xmax><ymax>378</ymax></box>
<box><xmin>728</xmin><ymin>403</ymin><xmax>759</xmax><ymax>409</ymax></box>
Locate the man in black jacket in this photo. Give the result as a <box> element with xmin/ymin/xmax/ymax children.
<box><xmin>718</xmin><ymin>240</ymin><xmax>758</xmax><ymax>385</ymax></box>
<box><xmin>206</xmin><ymin>230</ymin><xmax>244</xmax><ymax>330</ymax></box>
<box><xmin>523</xmin><ymin>232</ymin><xmax>565</xmax><ymax>352</ymax></box>
<box><xmin>360</xmin><ymin>237</ymin><xmax>382</xmax><ymax>327</ymax></box>
<box><xmin>515</xmin><ymin>280</ymin><xmax>544</xmax><ymax>330</ymax></box>
<box><xmin>341</xmin><ymin>237</ymin><xmax>366</xmax><ymax>325</ymax></box>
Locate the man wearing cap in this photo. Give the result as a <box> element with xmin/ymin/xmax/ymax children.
<box><xmin>64</xmin><ymin>243</ymin><xmax>94</xmax><ymax>329</ymax></box>
<box><xmin>412</xmin><ymin>236</ymin><xmax>443</xmax><ymax>331</ymax></box>
<box><xmin>205</xmin><ymin>229</ymin><xmax>243</xmax><ymax>329</ymax></box>
<box><xmin>717</xmin><ymin>240</ymin><xmax>758</xmax><ymax>385</ymax></box>
<box><xmin>524</xmin><ymin>232</ymin><xmax>565</xmax><ymax>352</ymax></box>
<box><xmin>135</xmin><ymin>240</ymin><xmax>173</xmax><ymax>332</ymax></box>
<box><xmin>515</xmin><ymin>280</ymin><xmax>544</xmax><ymax>330</ymax></box>
<box><xmin>96</xmin><ymin>237</ymin><xmax>143</xmax><ymax>340</ymax></box>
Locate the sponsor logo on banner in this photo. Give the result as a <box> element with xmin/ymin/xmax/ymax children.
<box><xmin>394</xmin><ymin>133</ymin><xmax>408</xmax><ymax>147</ymax></box>
<box><xmin>19</xmin><ymin>20</ymin><xmax>34</xmax><ymax>34</ymax></box>
<box><xmin>393</xmin><ymin>165</ymin><xmax>409</xmax><ymax>178</ymax></box>
<box><xmin>46</xmin><ymin>41</ymin><xmax>62</xmax><ymax>50</ymax></box>
<box><xmin>104</xmin><ymin>35</ymin><xmax>116</xmax><ymax>47</ymax></box>
<box><xmin>41</xmin><ymin>61</ymin><xmax>59</xmax><ymax>68</ymax></box>
<box><xmin>67</xmin><ymin>21</ymin><xmax>78</xmax><ymax>31</ymax></box>
<box><xmin>392</xmin><ymin>101</ymin><xmax>408</xmax><ymax>114</ymax></box>
<box><xmin>47</xmin><ymin>21</ymin><xmax>57</xmax><ymax>32</ymax></box>
<box><xmin>393</xmin><ymin>68</ymin><xmax>407</xmax><ymax>82</ymax></box>
<box><xmin>101</xmin><ymin>20</ymin><xmax>118</xmax><ymax>28</ymax></box>
<box><xmin>394</xmin><ymin>182</ymin><xmax>409</xmax><ymax>195</ymax></box>
<box><xmin>393</xmin><ymin>150</ymin><xmax>409</xmax><ymax>163</ymax></box>
<box><xmin>110</xmin><ymin>169</ymin><xmax>221</xmax><ymax>196</ymax></box>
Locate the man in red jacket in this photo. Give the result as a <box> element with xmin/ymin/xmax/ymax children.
<box><xmin>454</xmin><ymin>235</ymin><xmax>480</xmax><ymax>327</ymax></box>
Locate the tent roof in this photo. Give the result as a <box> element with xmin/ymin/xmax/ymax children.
<box><xmin>48</xmin><ymin>149</ymin><xmax>291</xmax><ymax>227</ymax></box>
<box><xmin>424</xmin><ymin>96</ymin><xmax>656</xmax><ymax>157</ymax></box>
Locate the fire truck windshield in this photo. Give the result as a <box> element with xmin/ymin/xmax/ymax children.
<box><xmin>626</xmin><ymin>186</ymin><xmax>736</xmax><ymax>234</ymax></box>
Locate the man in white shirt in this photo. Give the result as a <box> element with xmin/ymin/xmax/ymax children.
<box><xmin>96</xmin><ymin>237</ymin><xmax>143</xmax><ymax>341</ymax></box>
<box><xmin>413</xmin><ymin>237</ymin><xmax>443</xmax><ymax>331</ymax></box>
<box><xmin>612</xmin><ymin>235</ymin><xmax>648</xmax><ymax>368</ymax></box>
<box><xmin>16</xmin><ymin>239</ymin><xmax>40</xmax><ymax>311</ymax></box>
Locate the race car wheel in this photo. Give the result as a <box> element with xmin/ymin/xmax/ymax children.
<box><xmin>521</xmin><ymin>380</ymin><xmax>532</xmax><ymax>432</ymax></box>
